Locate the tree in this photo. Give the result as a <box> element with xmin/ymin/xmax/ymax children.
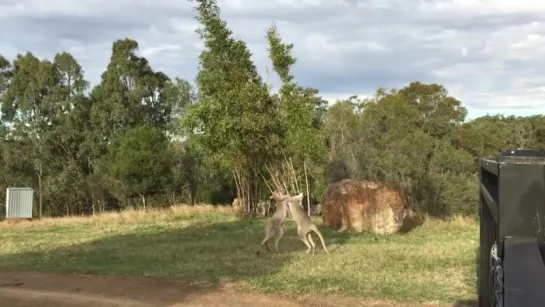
<box><xmin>398</xmin><ymin>81</ymin><xmax>467</xmax><ymax>139</ymax></box>
<box><xmin>266</xmin><ymin>26</ymin><xmax>325</xmax><ymax>153</ymax></box>
<box><xmin>86</xmin><ymin>39</ymin><xmax>176</xmax><ymax>210</ymax></box>
<box><xmin>322</xmin><ymin>84</ymin><xmax>477</xmax><ymax>216</ymax></box>
<box><xmin>0</xmin><ymin>55</ymin><xmax>12</xmax><ymax>100</ymax></box>
<box><xmin>1</xmin><ymin>1</ymin><xmax>542</xmax><ymax>220</ymax></box>
<box><xmin>100</xmin><ymin>124</ymin><xmax>173</xmax><ymax>209</ymax></box>
<box><xmin>90</xmin><ymin>38</ymin><xmax>172</xmax><ymax>145</ymax></box>
<box><xmin>164</xmin><ymin>77</ymin><xmax>197</xmax><ymax>137</ymax></box>
<box><xmin>323</xmin><ymin>98</ymin><xmax>364</xmax><ymax>178</ymax></box>
<box><xmin>165</xmin><ymin>77</ymin><xmax>201</xmax><ymax>204</ymax></box>
<box><xmin>184</xmin><ymin>0</ymin><xmax>284</xmax><ymax>213</ymax></box>
<box><xmin>1</xmin><ymin>52</ymin><xmax>63</xmax><ymax>217</ymax></box>
<box><xmin>45</xmin><ymin>52</ymin><xmax>92</xmax><ymax>215</ymax></box>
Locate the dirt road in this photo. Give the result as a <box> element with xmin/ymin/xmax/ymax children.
<box><xmin>0</xmin><ymin>271</ymin><xmax>451</xmax><ymax>307</ymax></box>
<box><xmin>0</xmin><ymin>271</ymin><xmax>304</xmax><ymax>307</ymax></box>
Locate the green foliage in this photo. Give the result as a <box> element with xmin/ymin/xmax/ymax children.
<box><xmin>164</xmin><ymin>77</ymin><xmax>197</xmax><ymax>136</ymax></box>
<box><xmin>266</xmin><ymin>24</ymin><xmax>326</xmax><ymax>194</ymax></box>
<box><xmin>323</xmin><ymin>84</ymin><xmax>480</xmax><ymax>217</ymax></box>
<box><xmin>0</xmin><ymin>0</ymin><xmax>541</xmax><ymax>218</ymax></box>
<box><xmin>100</xmin><ymin>124</ymin><xmax>173</xmax><ymax>206</ymax></box>
<box><xmin>90</xmin><ymin>38</ymin><xmax>171</xmax><ymax>141</ymax></box>
<box><xmin>184</xmin><ymin>0</ymin><xmax>283</xmax><ymax>172</ymax></box>
<box><xmin>182</xmin><ymin>0</ymin><xmax>288</xmax><ymax>211</ymax></box>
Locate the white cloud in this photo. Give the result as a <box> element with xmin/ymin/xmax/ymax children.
<box><xmin>1</xmin><ymin>0</ymin><xmax>545</xmax><ymax>119</ymax></box>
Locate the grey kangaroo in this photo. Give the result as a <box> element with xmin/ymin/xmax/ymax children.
<box><xmin>286</xmin><ymin>192</ymin><xmax>330</xmax><ymax>254</ymax></box>
<box><xmin>255</xmin><ymin>192</ymin><xmax>297</xmax><ymax>255</ymax></box>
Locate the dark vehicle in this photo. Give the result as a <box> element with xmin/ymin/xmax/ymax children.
<box><xmin>478</xmin><ymin>149</ymin><xmax>545</xmax><ymax>306</ymax></box>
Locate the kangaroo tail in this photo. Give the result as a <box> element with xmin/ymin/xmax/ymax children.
<box><xmin>311</xmin><ymin>225</ymin><xmax>330</xmax><ymax>254</ymax></box>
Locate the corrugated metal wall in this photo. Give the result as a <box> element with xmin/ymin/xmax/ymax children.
<box><xmin>6</xmin><ymin>187</ymin><xmax>34</xmax><ymax>218</ymax></box>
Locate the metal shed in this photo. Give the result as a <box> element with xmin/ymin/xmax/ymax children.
<box><xmin>5</xmin><ymin>187</ymin><xmax>34</xmax><ymax>219</ymax></box>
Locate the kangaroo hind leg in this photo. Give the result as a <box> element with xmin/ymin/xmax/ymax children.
<box><xmin>307</xmin><ymin>233</ymin><xmax>316</xmax><ymax>253</ymax></box>
<box><xmin>272</xmin><ymin>226</ymin><xmax>284</xmax><ymax>253</ymax></box>
<box><xmin>256</xmin><ymin>231</ymin><xmax>274</xmax><ymax>255</ymax></box>
<box><xmin>297</xmin><ymin>228</ymin><xmax>312</xmax><ymax>254</ymax></box>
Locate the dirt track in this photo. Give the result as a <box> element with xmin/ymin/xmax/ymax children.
<box><xmin>0</xmin><ymin>271</ymin><xmax>303</xmax><ymax>307</ymax></box>
<box><xmin>0</xmin><ymin>271</ymin><xmax>452</xmax><ymax>307</ymax></box>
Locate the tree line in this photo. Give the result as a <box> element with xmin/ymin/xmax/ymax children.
<box><xmin>0</xmin><ymin>0</ymin><xmax>544</xmax><ymax>218</ymax></box>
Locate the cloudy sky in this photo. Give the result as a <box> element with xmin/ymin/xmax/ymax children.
<box><xmin>1</xmin><ymin>0</ymin><xmax>545</xmax><ymax>120</ymax></box>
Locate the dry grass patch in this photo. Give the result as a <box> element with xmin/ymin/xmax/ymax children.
<box><xmin>0</xmin><ymin>206</ymin><xmax>478</xmax><ymax>305</ymax></box>
<box><xmin>0</xmin><ymin>204</ymin><xmax>233</xmax><ymax>230</ymax></box>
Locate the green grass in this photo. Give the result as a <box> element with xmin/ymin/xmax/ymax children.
<box><xmin>0</xmin><ymin>205</ymin><xmax>478</xmax><ymax>304</ymax></box>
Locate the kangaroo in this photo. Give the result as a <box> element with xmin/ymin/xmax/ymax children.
<box><xmin>286</xmin><ymin>192</ymin><xmax>330</xmax><ymax>254</ymax></box>
<box><xmin>256</xmin><ymin>192</ymin><xmax>292</xmax><ymax>255</ymax></box>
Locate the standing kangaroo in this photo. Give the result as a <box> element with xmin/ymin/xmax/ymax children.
<box><xmin>286</xmin><ymin>192</ymin><xmax>330</xmax><ymax>254</ymax></box>
<box><xmin>256</xmin><ymin>192</ymin><xmax>294</xmax><ymax>255</ymax></box>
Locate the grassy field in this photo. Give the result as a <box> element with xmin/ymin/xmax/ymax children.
<box><xmin>0</xmin><ymin>205</ymin><xmax>478</xmax><ymax>305</ymax></box>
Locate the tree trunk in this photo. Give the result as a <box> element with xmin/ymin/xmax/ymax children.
<box><xmin>189</xmin><ymin>181</ymin><xmax>197</xmax><ymax>206</ymax></box>
<box><xmin>88</xmin><ymin>158</ymin><xmax>96</xmax><ymax>216</ymax></box>
<box><xmin>91</xmin><ymin>194</ymin><xmax>95</xmax><ymax>216</ymax></box>
<box><xmin>37</xmin><ymin>165</ymin><xmax>43</xmax><ymax>219</ymax></box>
<box><xmin>140</xmin><ymin>194</ymin><xmax>146</xmax><ymax>211</ymax></box>
<box><xmin>304</xmin><ymin>162</ymin><xmax>311</xmax><ymax>216</ymax></box>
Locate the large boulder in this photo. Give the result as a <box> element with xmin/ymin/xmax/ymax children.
<box><xmin>321</xmin><ymin>179</ymin><xmax>407</xmax><ymax>234</ymax></box>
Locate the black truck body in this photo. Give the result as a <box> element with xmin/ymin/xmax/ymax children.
<box><xmin>478</xmin><ymin>149</ymin><xmax>545</xmax><ymax>306</ymax></box>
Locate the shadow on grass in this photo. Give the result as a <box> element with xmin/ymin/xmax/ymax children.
<box><xmin>452</xmin><ymin>245</ymin><xmax>479</xmax><ymax>306</ymax></box>
<box><xmin>399</xmin><ymin>215</ymin><xmax>425</xmax><ymax>233</ymax></box>
<box><xmin>250</xmin><ymin>216</ymin><xmax>357</xmax><ymax>254</ymax></box>
<box><xmin>452</xmin><ymin>246</ymin><xmax>479</xmax><ymax>307</ymax></box>
<box><xmin>0</xmin><ymin>217</ymin><xmax>357</xmax><ymax>305</ymax></box>
<box><xmin>309</xmin><ymin>217</ymin><xmax>356</xmax><ymax>250</ymax></box>
<box><xmin>310</xmin><ymin>215</ymin><xmax>422</xmax><ymax>250</ymax></box>
<box><xmin>453</xmin><ymin>299</ymin><xmax>477</xmax><ymax>306</ymax></box>
<box><xmin>0</xmin><ymin>219</ymin><xmax>396</xmax><ymax>305</ymax></box>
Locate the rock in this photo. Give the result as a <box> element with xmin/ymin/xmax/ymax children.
<box><xmin>321</xmin><ymin>179</ymin><xmax>407</xmax><ymax>235</ymax></box>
